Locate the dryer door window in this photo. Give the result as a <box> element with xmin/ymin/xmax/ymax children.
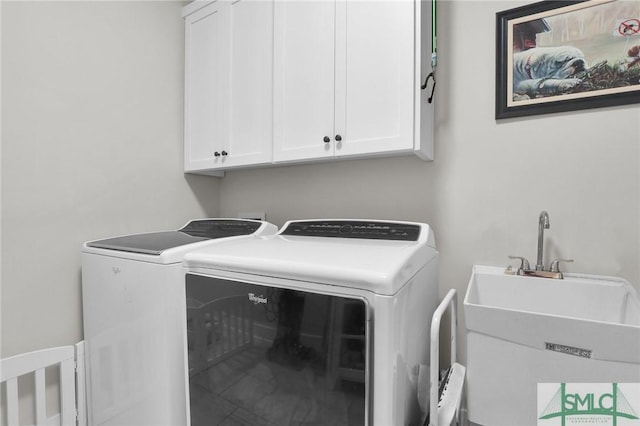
<box><xmin>186</xmin><ymin>273</ymin><xmax>369</xmax><ymax>426</ymax></box>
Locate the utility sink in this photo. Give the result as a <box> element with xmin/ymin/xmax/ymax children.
<box><xmin>464</xmin><ymin>265</ymin><xmax>640</xmax><ymax>363</ymax></box>
<box><xmin>464</xmin><ymin>265</ymin><xmax>640</xmax><ymax>426</ymax></box>
<box><xmin>466</xmin><ymin>265</ymin><xmax>640</xmax><ymax>328</ymax></box>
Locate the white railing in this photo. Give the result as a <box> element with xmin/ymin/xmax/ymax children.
<box><xmin>429</xmin><ymin>289</ymin><xmax>466</xmax><ymax>426</ymax></box>
<box><xmin>1</xmin><ymin>342</ymin><xmax>86</xmax><ymax>426</ymax></box>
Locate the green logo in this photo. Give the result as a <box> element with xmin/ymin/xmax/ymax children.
<box><xmin>539</xmin><ymin>383</ymin><xmax>639</xmax><ymax>425</ymax></box>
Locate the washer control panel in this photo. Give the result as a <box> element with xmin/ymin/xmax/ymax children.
<box><xmin>280</xmin><ymin>220</ymin><xmax>420</xmax><ymax>241</ymax></box>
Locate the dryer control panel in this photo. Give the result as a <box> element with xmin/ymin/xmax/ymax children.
<box><xmin>280</xmin><ymin>220</ymin><xmax>420</xmax><ymax>241</ymax></box>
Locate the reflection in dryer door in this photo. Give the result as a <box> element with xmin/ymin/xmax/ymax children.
<box><xmin>186</xmin><ymin>274</ymin><xmax>369</xmax><ymax>426</ymax></box>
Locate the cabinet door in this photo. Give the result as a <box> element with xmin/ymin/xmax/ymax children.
<box><xmin>273</xmin><ymin>0</ymin><xmax>336</xmax><ymax>163</ymax></box>
<box><xmin>219</xmin><ymin>0</ymin><xmax>273</xmax><ymax>169</ymax></box>
<box><xmin>184</xmin><ymin>3</ymin><xmax>227</xmax><ymax>173</ymax></box>
<box><xmin>335</xmin><ymin>0</ymin><xmax>416</xmax><ymax>157</ymax></box>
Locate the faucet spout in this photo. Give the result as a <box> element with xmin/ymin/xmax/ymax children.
<box><xmin>536</xmin><ymin>211</ymin><xmax>550</xmax><ymax>271</ymax></box>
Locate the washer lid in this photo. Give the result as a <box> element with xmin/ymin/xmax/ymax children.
<box><xmin>86</xmin><ymin>219</ymin><xmax>262</xmax><ymax>255</ymax></box>
<box><xmin>184</xmin><ymin>219</ymin><xmax>437</xmax><ymax>295</ymax></box>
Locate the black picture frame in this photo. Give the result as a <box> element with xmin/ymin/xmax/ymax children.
<box><xmin>496</xmin><ymin>0</ymin><xmax>640</xmax><ymax>119</ymax></box>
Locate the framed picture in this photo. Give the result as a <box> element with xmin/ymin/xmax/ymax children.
<box><xmin>496</xmin><ymin>0</ymin><xmax>640</xmax><ymax>119</ymax></box>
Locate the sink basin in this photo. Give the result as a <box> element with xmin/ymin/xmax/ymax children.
<box><xmin>464</xmin><ymin>265</ymin><xmax>640</xmax><ymax>426</ymax></box>
<box><xmin>465</xmin><ymin>265</ymin><xmax>640</xmax><ymax>363</ymax></box>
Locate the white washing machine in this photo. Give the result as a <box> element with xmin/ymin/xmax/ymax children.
<box><xmin>81</xmin><ymin>219</ymin><xmax>278</xmax><ymax>426</ymax></box>
<box><xmin>182</xmin><ymin>219</ymin><xmax>439</xmax><ymax>426</ymax></box>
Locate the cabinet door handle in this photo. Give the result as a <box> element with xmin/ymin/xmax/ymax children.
<box><xmin>421</xmin><ymin>72</ymin><xmax>436</xmax><ymax>104</ymax></box>
<box><xmin>335</xmin><ymin>134</ymin><xmax>342</xmax><ymax>142</ymax></box>
<box><xmin>323</xmin><ymin>136</ymin><xmax>331</xmax><ymax>143</ymax></box>
<box><xmin>214</xmin><ymin>151</ymin><xmax>221</xmax><ymax>157</ymax></box>
<box><xmin>221</xmin><ymin>150</ymin><xmax>228</xmax><ymax>156</ymax></box>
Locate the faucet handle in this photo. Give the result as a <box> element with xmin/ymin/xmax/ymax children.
<box><xmin>549</xmin><ymin>258</ymin><xmax>574</xmax><ymax>272</ymax></box>
<box><xmin>508</xmin><ymin>256</ymin><xmax>531</xmax><ymax>271</ymax></box>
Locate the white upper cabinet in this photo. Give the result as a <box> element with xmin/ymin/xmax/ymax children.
<box><xmin>337</xmin><ymin>0</ymin><xmax>416</xmax><ymax>157</ymax></box>
<box><xmin>184</xmin><ymin>0</ymin><xmax>273</xmax><ymax>175</ymax></box>
<box><xmin>183</xmin><ymin>0</ymin><xmax>433</xmax><ymax>174</ymax></box>
<box><xmin>184</xmin><ymin>2</ymin><xmax>225</xmax><ymax>175</ymax></box>
<box><xmin>273</xmin><ymin>0</ymin><xmax>337</xmax><ymax>162</ymax></box>
<box><xmin>225</xmin><ymin>0</ymin><xmax>273</xmax><ymax>168</ymax></box>
<box><xmin>273</xmin><ymin>0</ymin><xmax>432</xmax><ymax>164</ymax></box>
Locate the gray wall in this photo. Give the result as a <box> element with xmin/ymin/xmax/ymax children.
<box><xmin>1</xmin><ymin>0</ymin><xmax>639</xmax><ymax>365</ymax></box>
<box><xmin>1</xmin><ymin>1</ymin><xmax>219</xmax><ymax>358</ymax></box>
<box><xmin>219</xmin><ymin>0</ymin><xmax>640</xmax><ymax>361</ymax></box>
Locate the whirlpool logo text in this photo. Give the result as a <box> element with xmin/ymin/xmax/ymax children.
<box><xmin>248</xmin><ymin>293</ymin><xmax>268</xmax><ymax>305</ymax></box>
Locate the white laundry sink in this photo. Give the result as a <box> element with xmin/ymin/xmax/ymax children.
<box><xmin>472</xmin><ymin>265</ymin><xmax>640</xmax><ymax>324</ymax></box>
<box><xmin>463</xmin><ymin>265</ymin><xmax>640</xmax><ymax>426</ymax></box>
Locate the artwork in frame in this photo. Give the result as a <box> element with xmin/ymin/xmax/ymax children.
<box><xmin>496</xmin><ymin>0</ymin><xmax>640</xmax><ymax>119</ymax></box>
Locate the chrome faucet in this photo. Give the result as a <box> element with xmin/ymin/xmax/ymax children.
<box><xmin>536</xmin><ymin>211</ymin><xmax>550</xmax><ymax>271</ymax></box>
<box><xmin>506</xmin><ymin>210</ymin><xmax>573</xmax><ymax>279</ymax></box>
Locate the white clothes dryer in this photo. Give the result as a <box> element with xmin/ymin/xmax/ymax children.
<box><xmin>81</xmin><ymin>219</ymin><xmax>278</xmax><ymax>426</ymax></box>
<box><xmin>182</xmin><ymin>219</ymin><xmax>439</xmax><ymax>426</ymax></box>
